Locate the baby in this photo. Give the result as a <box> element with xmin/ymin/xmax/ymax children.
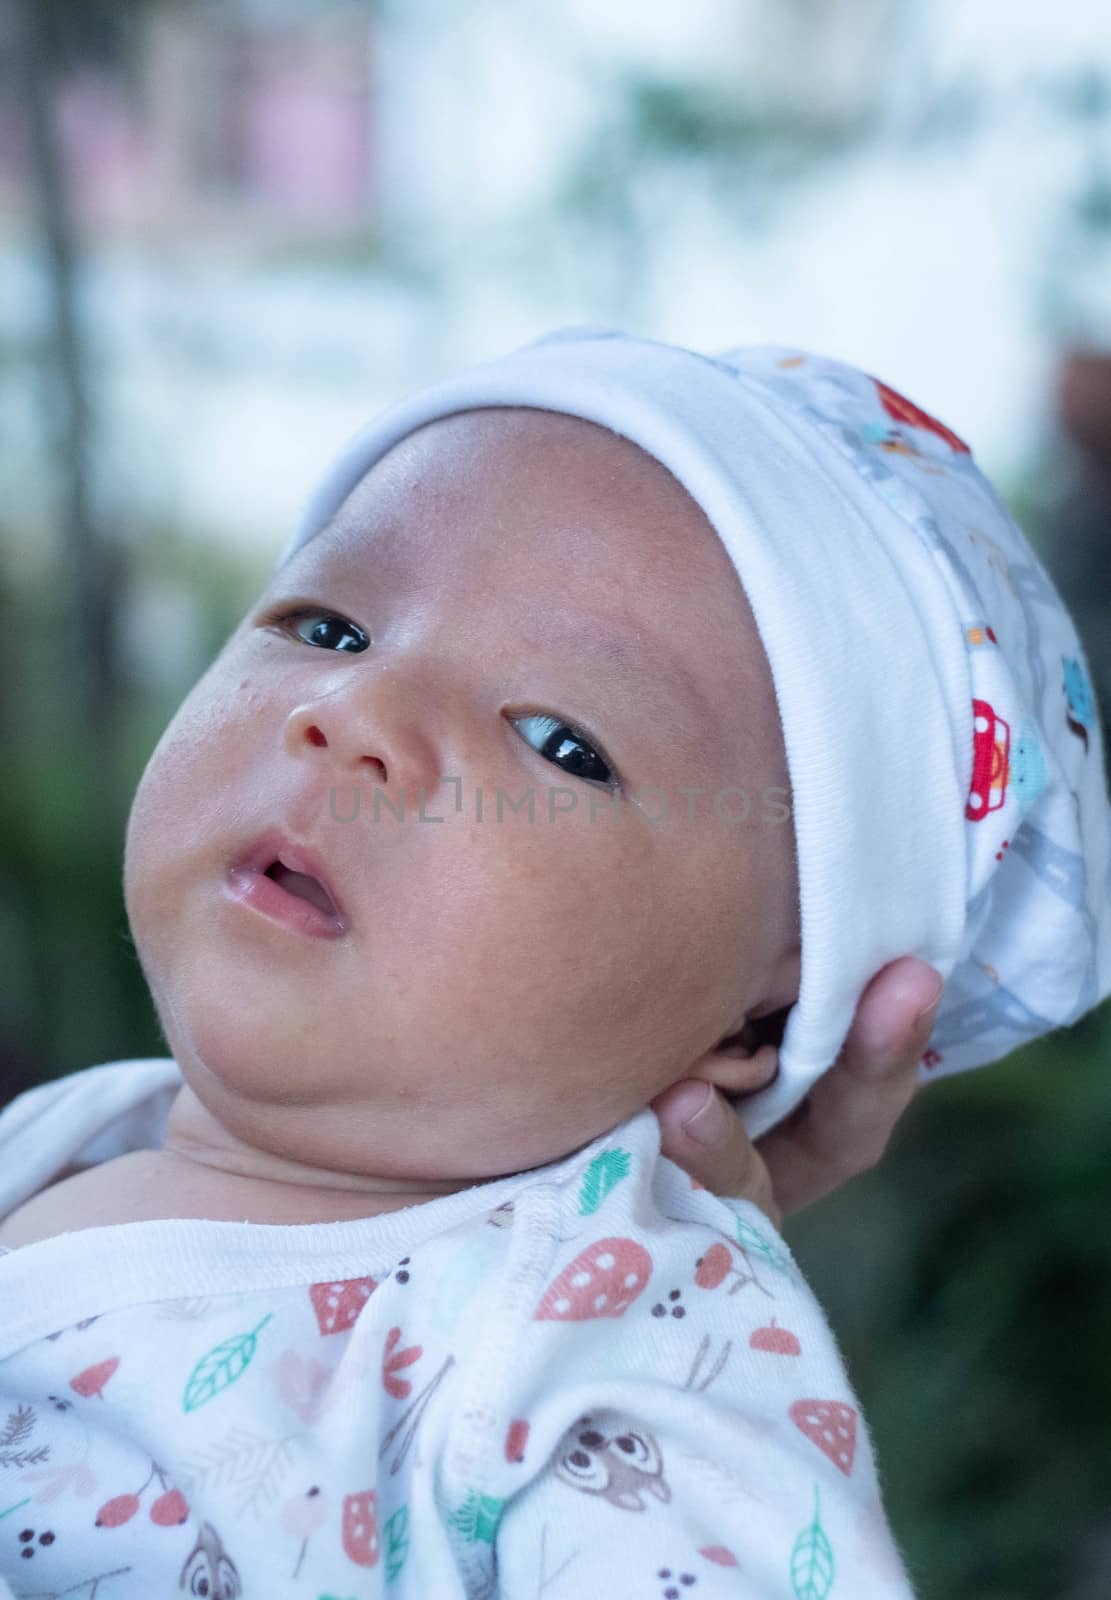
<box><xmin>1</xmin><ymin>328</ymin><xmax>1108</xmax><ymax>1600</ymax></box>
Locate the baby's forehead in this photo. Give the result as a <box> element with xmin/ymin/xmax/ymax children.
<box><xmin>314</xmin><ymin>406</ymin><xmax>737</xmax><ymax>596</ymax></box>
<box><xmin>352</xmin><ymin>406</ymin><xmax>705</xmax><ymax>527</ymax></box>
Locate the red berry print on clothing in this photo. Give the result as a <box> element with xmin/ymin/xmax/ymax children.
<box><xmin>95</xmin><ymin>1492</ymin><xmax>140</xmax><ymax>1527</ymax></box>
<box><xmin>505</xmin><ymin>1419</ymin><xmax>529</xmax><ymax>1463</ymax></box>
<box><xmin>381</xmin><ymin>1326</ymin><xmax>423</xmax><ymax>1399</ymax></box>
<box><xmin>342</xmin><ymin>1489</ymin><xmax>379</xmax><ymax>1567</ymax></box>
<box><xmin>694</xmin><ymin>1243</ymin><xmax>732</xmax><ymax>1289</ymax></box>
<box><xmin>310</xmin><ymin>1276</ymin><xmax>377</xmax><ymax>1336</ymax></box>
<box><xmin>789</xmin><ymin>1400</ymin><xmax>858</xmax><ymax>1477</ymax></box>
<box><xmin>694</xmin><ymin>1234</ymin><xmax>782</xmax><ymax>1298</ymax></box>
<box><xmin>95</xmin><ymin>1459</ymin><xmax>188</xmax><ymax>1529</ymax></box>
<box><xmin>700</xmin><ymin>1545</ymin><xmax>740</xmax><ymax>1566</ymax></box>
<box><xmin>150</xmin><ymin>1487</ymin><xmax>189</xmax><ymax>1525</ymax></box>
<box><xmin>873</xmin><ymin>377</ymin><xmax>971</xmax><ymax>454</ymax></box>
<box><xmin>70</xmin><ymin>1356</ymin><xmax>119</xmax><ymax>1400</ymax></box>
<box><xmin>534</xmin><ymin>1238</ymin><xmax>653</xmax><ymax>1320</ymax></box>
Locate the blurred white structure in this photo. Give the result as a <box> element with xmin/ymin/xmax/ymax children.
<box><xmin>1</xmin><ymin>0</ymin><xmax>1110</xmax><ymax>572</ymax></box>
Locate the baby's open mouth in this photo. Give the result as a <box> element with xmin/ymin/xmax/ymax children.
<box><xmin>263</xmin><ymin>861</ymin><xmax>339</xmax><ymax>919</ymax></box>
<box><xmin>226</xmin><ymin>829</ymin><xmax>349</xmax><ymax>936</ymax></box>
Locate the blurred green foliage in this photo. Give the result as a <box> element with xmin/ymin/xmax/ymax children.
<box><xmin>0</xmin><ymin>530</ymin><xmax>263</xmax><ymax>1090</ymax></box>
<box><xmin>787</xmin><ymin>996</ymin><xmax>1111</xmax><ymax>1599</ymax></box>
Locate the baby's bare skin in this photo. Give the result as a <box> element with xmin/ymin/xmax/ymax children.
<box><xmin>0</xmin><ymin>1146</ymin><xmax>443</xmax><ymax>1248</ymax></box>
<box><xmin>4</xmin><ymin>407</ymin><xmax>803</xmax><ymax>1248</ymax></box>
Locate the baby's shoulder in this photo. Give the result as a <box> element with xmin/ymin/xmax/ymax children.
<box><xmin>0</xmin><ymin>1150</ymin><xmax>191</xmax><ymax>1250</ymax></box>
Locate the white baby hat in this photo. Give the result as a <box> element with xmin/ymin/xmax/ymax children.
<box><xmin>278</xmin><ymin>328</ymin><xmax>1111</xmax><ymax>1140</ymax></box>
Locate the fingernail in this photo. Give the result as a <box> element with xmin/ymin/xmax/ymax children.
<box><xmin>915</xmin><ymin>977</ymin><xmax>944</xmax><ymax>1022</ymax></box>
<box><xmin>682</xmin><ymin>1084</ymin><xmax>729</xmax><ymax>1147</ymax></box>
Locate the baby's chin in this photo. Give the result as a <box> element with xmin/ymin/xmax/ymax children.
<box><xmin>143</xmin><ymin>924</ymin><xmax>670</xmax><ymax>1181</ymax></box>
<box><xmin>165</xmin><ymin>1007</ymin><xmax>646</xmax><ymax>1189</ymax></box>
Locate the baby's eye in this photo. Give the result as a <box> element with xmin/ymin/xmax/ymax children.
<box><xmin>511</xmin><ymin>713</ymin><xmax>616</xmax><ymax>787</ymax></box>
<box><xmin>276</xmin><ymin>609</ymin><xmax>369</xmax><ymax>653</ymax></box>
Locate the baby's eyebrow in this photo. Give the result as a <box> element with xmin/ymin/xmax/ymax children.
<box><xmin>540</xmin><ymin>604</ymin><xmax>690</xmax><ymax>690</ymax></box>
<box><xmin>528</xmin><ymin>603</ymin><xmax>717</xmax><ymax>753</ymax></box>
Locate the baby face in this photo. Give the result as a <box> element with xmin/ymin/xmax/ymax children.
<box><xmin>124</xmin><ymin>408</ymin><xmax>800</xmax><ymax>1186</ymax></box>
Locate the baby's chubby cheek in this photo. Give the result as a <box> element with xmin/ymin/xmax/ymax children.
<box><xmin>122</xmin><ymin>662</ymin><xmax>282</xmax><ymax>1012</ymax></box>
<box><xmin>127</xmin><ymin>762</ymin><xmax>733</xmax><ymax>1176</ymax></box>
<box><xmin>123</xmin><ymin>665</ymin><xmax>256</xmax><ymax>928</ymax></box>
<box><xmin>332</xmin><ymin>812</ymin><xmax>734</xmax><ymax>1171</ymax></box>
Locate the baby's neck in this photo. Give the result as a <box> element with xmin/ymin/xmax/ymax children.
<box><xmin>157</xmin><ymin>1085</ymin><xmax>472</xmax><ymax>1223</ymax></box>
<box><xmin>0</xmin><ymin>1142</ymin><xmax>447</xmax><ymax>1253</ymax></box>
<box><xmin>144</xmin><ymin>1148</ymin><xmax>441</xmax><ymax>1225</ymax></box>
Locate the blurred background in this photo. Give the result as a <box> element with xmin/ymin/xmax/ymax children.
<box><xmin>1</xmin><ymin>0</ymin><xmax>1110</xmax><ymax>1593</ymax></box>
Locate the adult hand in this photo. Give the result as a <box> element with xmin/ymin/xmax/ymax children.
<box><xmin>649</xmin><ymin>957</ymin><xmax>943</xmax><ymax>1232</ymax></box>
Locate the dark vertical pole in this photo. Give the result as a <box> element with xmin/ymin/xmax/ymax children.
<box><xmin>15</xmin><ymin>0</ymin><xmax>124</xmax><ymax>826</ymax></box>
<box><xmin>13</xmin><ymin>0</ymin><xmax>130</xmax><ymax>1079</ymax></box>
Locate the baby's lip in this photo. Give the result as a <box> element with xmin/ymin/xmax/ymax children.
<box><xmin>230</xmin><ymin>827</ymin><xmax>348</xmax><ymax>931</ymax></box>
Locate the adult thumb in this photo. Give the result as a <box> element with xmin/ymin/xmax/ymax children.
<box><xmin>651</xmin><ymin>1076</ymin><xmax>782</xmax><ymax>1231</ymax></box>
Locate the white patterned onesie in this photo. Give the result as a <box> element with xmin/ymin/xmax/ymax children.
<box><xmin>0</xmin><ymin>1060</ymin><xmax>916</xmax><ymax>1599</ymax></box>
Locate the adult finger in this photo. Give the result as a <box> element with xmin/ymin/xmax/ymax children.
<box><xmin>651</xmin><ymin>1048</ymin><xmax>784</xmax><ymax>1232</ymax></box>
<box><xmin>756</xmin><ymin>956</ymin><xmax>943</xmax><ymax>1216</ymax></box>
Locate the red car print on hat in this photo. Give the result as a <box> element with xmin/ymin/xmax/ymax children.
<box><xmin>966</xmin><ymin>698</ymin><xmax>1011</xmax><ymax>820</ymax></box>
<box><xmin>873</xmin><ymin>378</ymin><xmax>971</xmax><ymax>455</ymax></box>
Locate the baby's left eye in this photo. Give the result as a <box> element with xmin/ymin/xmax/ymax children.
<box><xmin>512</xmin><ymin>713</ymin><xmax>616</xmax><ymax>787</ymax></box>
<box><xmin>278</xmin><ymin>610</ymin><xmax>369</xmax><ymax>653</ymax></box>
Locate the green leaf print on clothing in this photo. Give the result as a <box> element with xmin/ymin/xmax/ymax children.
<box><xmin>183</xmin><ymin>1313</ymin><xmax>274</xmax><ymax>1412</ymax></box>
<box><xmin>577</xmin><ymin>1148</ymin><xmax>631</xmax><ymax>1215</ymax></box>
<box><xmin>448</xmin><ymin>1488</ymin><xmax>505</xmax><ymax>1544</ymax></box>
<box><xmin>736</xmin><ymin>1216</ymin><xmax>793</xmax><ymax>1275</ymax></box>
<box><xmin>790</xmin><ymin>1484</ymin><xmax>835</xmax><ymax>1600</ymax></box>
<box><xmin>384</xmin><ymin>1503</ymin><xmax>410</xmax><ymax>1582</ymax></box>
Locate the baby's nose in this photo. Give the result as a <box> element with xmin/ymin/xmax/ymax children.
<box><xmin>297</xmin><ymin>716</ymin><xmax>388</xmax><ymax>782</ymax></box>
<box><xmin>285</xmin><ymin>700</ymin><xmax>391</xmax><ymax>782</ymax></box>
<box><xmin>280</xmin><ymin>667</ymin><xmax>450</xmax><ymax>815</ymax></box>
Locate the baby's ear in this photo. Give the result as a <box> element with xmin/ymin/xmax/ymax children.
<box><xmin>696</xmin><ymin>1042</ymin><xmax>780</xmax><ymax>1098</ymax></box>
<box><xmin>692</xmin><ymin>1004</ymin><xmax>790</xmax><ymax>1096</ymax></box>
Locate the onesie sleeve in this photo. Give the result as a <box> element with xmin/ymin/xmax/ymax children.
<box><xmin>489</xmin><ymin>1199</ymin><xmax>918</xmax><ymax>1598</ymax></box>
<box><xmin>0</xmin><ymin>1059</ymin><xmax>181</xmax><ymax>1219</ymax></box>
